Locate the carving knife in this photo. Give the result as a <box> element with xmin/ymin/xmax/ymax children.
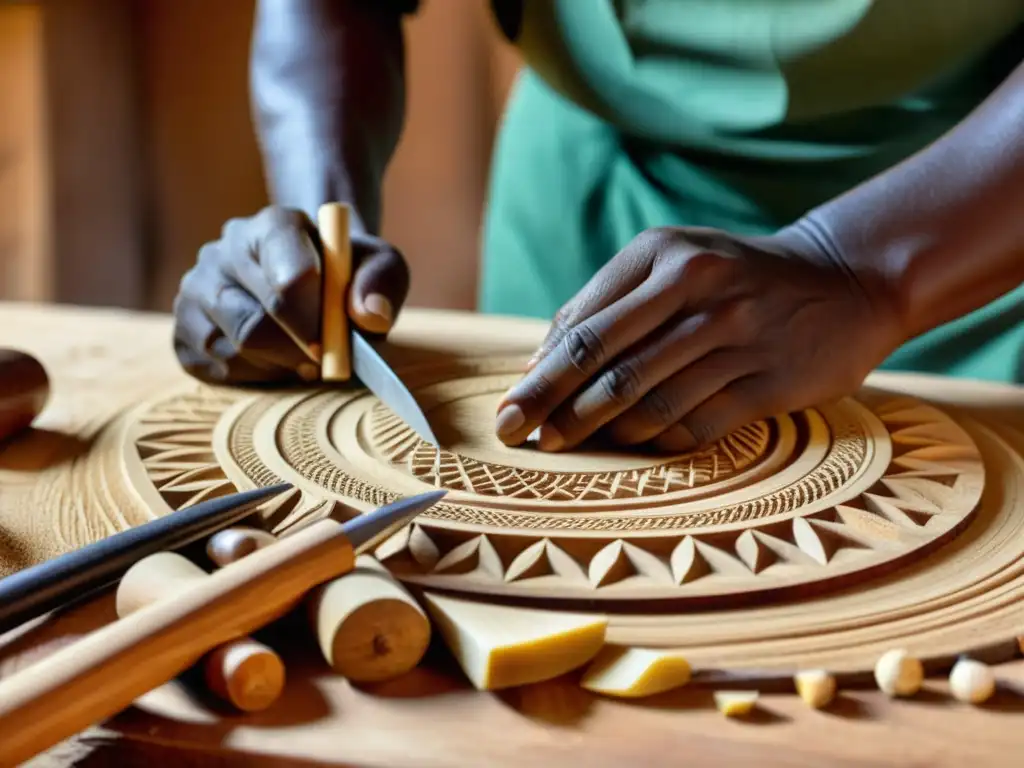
<box><xmin>0</xmin><ymin>489</ymin><xmax>448</xmax><ymax>765</ymax></box>
<box><xmin>0</xmin><ymin>483</ymin><xmax>291</xmax><ymax>635</ymax></box>
<box><xmin>317</xmin><ymin>202</ymin><xmax>438</xmax><ymax>447</ymax></box>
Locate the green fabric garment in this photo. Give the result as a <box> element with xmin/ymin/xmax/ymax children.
<box><xmin>479</xmin><ymin>0</ymin><xmax>1024</xmax><ymax>383</ymax></box>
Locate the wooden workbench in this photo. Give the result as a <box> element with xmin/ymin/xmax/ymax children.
<box><xmin>3</xmin><ymin>301</ymin><xmax>1024</xmax><ymax>768</ymax></box>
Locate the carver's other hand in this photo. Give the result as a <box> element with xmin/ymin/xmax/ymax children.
<box><xmin>173</xmin><ymin>206</ymin><xmax>409</xmax><ymax>384</ymax></box>
<box><xmin>495</xmin><ymin>226</ymin><xmax>905</xmax><ymax>453</ymax></box>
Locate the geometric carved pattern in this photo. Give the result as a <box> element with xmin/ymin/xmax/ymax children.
<box><xmin>371</xmin><ymin>406</ymin><xmax>773</xmax><ymax>500</ymax></box>
<box><xmin>128</xmin><ymin>361</ymin><xmax>984</xmax><ymax>614</ymax></box>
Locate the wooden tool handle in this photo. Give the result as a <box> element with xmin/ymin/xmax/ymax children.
<box><xmin>0</xmin><ymin>518</ymin><xmax>354</xmax><ymax>765</ymax></box>
<box><xmin>0</xmin><ymin>349</ymin><xmax>49</xmax><ymax>444</ymax></box>
<box><xmin>117</xmin><ymin>551</ymin><xmax>286</xmax><ymax>712</ymax></box>
<box><xmin>208</xmin><ymin>528</ymin><xmax>431</xmax><ymax>684</ymax></box>
<box><xmin>318</xmin><ymin>202</ymin><xmax>352</xmax><ymax>382</ymax></box>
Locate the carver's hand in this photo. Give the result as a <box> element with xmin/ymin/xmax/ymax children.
<box><xmin>173</xmin><ymin>206</ymin><xmax>409</xmax><ymax>384</ymax></box>
<box><xmin>495</xmin><ymin>226</ymin><xmax>905</xmax><ymax>453</ymax></box>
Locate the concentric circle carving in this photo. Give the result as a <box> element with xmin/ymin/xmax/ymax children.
<box><xmin>124</xmin><ymin>359</ymin><xmax>984</xmax><ymax>611</ymax></box>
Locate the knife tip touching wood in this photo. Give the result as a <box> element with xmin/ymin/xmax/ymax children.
<box><xmin>316</xmin><ymin>201</ymin><xmax>439</xmax><ymax>449</ymax></box>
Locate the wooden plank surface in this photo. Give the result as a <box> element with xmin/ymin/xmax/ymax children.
<box><xmin>2</xmin><ymin>301</ymin><xmax>1024</xmax><ymax>767</ymax></box>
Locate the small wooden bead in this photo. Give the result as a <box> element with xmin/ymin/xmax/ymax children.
<box><xmin>206</xmin><ymin>526</ymin><xmax>277</xmax><ymax>567</ymax></box>
<box><xmin>874</xmin><ymin>649</ymin><xmax>923</xmax><ymax>697</ymax></box>
<box><xmin>203</xmin><ymin>638</ymin><xmax>286</xmax><ymax>712</ymax></box>
<box><xmin>794</xmin><ymin>669</ymin><xmax>836</xmax><ymax>709</ymax></box>
<box><xmin>948</xmin><ymin>658</ymin><xmax>995</xmax><ymax>704</ymax></box>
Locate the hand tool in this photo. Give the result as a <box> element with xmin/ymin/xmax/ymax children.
<box><xmin>0</xmin><ymin>483</ymin><xmax>291</xmax><ymax>635</ymax></box>
<box><xmin>207</xmin><ymin>526</ymin><xmax>431</xmax><ymax>685</ymax></box>
<box><xmin>318</xmin><ymin>202</ymin><xmax>438</xmax><ymax>447</ymax></box>
<box><xmin>0</xmin><ymin>489</ymin><xmax>447</xmax><ymax>765</ymax></box>
<box><xmin>0</xmin><ymin>349</ymin><xmax>49</xmax><ymax>445</ymax></box>
<box><xmin>115</xmin><ymin>551</ymin><xmax>286</xmax><ymax>713</ymax></box>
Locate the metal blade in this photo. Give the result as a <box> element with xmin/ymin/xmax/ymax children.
<box><xmin>342</xmin><ymin>489</ymin><xmax>447</xmax><ymax>553</ymax></box>
<box><xmin>351</xmin><ymin>331</ymin><xmax>438</xmax><ymax>446</ymax></box>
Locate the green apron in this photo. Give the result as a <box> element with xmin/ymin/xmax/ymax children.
<box><xmin>479</xmin><ymin>0</ymin><xmax>1024</xmax><ymax>383</ymax></box>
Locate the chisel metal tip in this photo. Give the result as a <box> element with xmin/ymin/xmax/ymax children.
<box><xmin>343</xmin><ymin>489</ymin><xmax>448</xmax><ymax>552</ymax></box>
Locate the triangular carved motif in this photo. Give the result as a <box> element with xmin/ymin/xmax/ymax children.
<box><xmin>862</xmin><ymin>493</ymin><xmax>936</xmax><ymax>528</ymax></box>
<box><xmin>792</xmin><ymin>517</ymin><xmax>868</xmax><ymax>565</ymax></box>
<box><xmin>880</xmin><ymin>478</ymin><xmax>950</xmax><ymax>511</ymax></box>
<box><xmin>504</xmin><ymin>540</ymin><xmax>555</xmax><ymax>582</ymax></box>
<box><xmin>670</xmin><ymin>536</ymin><xmax>711</xmax><ymax>585</ymax></box>
<box><xmin>735</xmin><ymin>530</ymin><xmax>778</xmax><ymax>573</ymax></box>
<box><xmin>589</xmin><ymin>541</ymin><xmax>635</xmax><ymax>587</ymax></box>
<box><xmin>433</xmin><ymin>535</ymin><xmax>502</xmax><ymax>579</ymax></box>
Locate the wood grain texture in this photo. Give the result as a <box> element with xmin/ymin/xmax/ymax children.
<box><xmin>1</xmin><ymin>303</ymin><xmax>1024</xmax><ymax>766</ymax></box>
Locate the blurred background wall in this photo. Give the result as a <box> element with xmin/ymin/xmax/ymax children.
<box><xmin>0</xmin><ymin>0</ymin><xmax>522</xmax><ymax>312</ymax></box>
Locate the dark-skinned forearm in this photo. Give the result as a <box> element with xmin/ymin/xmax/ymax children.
<box><xmin>250</xmin><ymin>0</ymin><xmax>408</xmax><ymax>236</ymax></box>
<box><xmin>792</xmin><ymin>57</ymin><xmax>1024</xmax><ymax>342</ymax></box>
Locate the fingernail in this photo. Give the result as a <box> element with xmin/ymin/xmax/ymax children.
<box><xmin>297</xmin><ymin>362</ymin><xmax>319</xmax><ymax>381</ymax></box>
<box><xmin>495</xmin><ymin>404</ymin><xmax>526</xmax><ymax>439</ymax></box>
<box><xmin>497</xmin><ymin>386</ymin><xmax>518</xmax><ymax>412</ymax></box>
<box><xmin>307</xmin><ymin>342</ymin><xmax>322</xmax><ymax>364</ymax></box>
<box><xmin>538</xmin><ymin>424</ymin><xmax>564</xmax><ymax>452</ymax></box>
<box><xmin>363</xmin><ymin>293</ymin><xmax>394</xmax><ymax>325</ymax></box>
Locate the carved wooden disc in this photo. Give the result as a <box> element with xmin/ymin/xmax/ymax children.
<box><xmin>124</xmin><ymin>355</ymin><xmax>983</xmax><ymax>614</ymax></box>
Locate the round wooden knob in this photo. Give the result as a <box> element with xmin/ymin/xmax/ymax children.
<box><xmin>0</xmin><ymin>349</ymin><xmax>49</xmax><ymax>443</ymax></box>
<box><xmin>308</xmin><ymin>555</ymin><xmax>431</xmax><ymax>684</ymax></box>
<box><xmin>206</xmin><ymin>527</ymin><xmax>277</xmax><ymax>568</ymax></box>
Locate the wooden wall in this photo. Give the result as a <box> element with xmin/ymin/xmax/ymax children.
<box><xmin>0</xmin><ymin>0</ymin><xmax>521</xmax><ymax>312</ymax></box>
<box><xmin>0</xmin><ymin>5</ymin><xmax>46</xmax><ymax>302</ymax></box>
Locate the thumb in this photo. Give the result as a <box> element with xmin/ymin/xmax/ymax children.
<box><xmin>348</xmin><ymin>235</ymin><xmax>410</xmax><ymax>336</ymax></box>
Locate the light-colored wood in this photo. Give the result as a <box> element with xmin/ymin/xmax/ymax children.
<box><xmin>0</xmin><ymin>517</ymin><xmax>354</xmax><ymax>764</ymax></box>
<box><xmin>208</xmin><ymin>528</ymin><xmax>432</xmax><ymax>684</ymax></box>
<box><xmin>115</xmin><ymin>551</ymin><xmax>207</xmax><ymax>617</ymax></box>
<box><xmin>116</xmin><ymin>551</ymin><xmax>286</xmax><ymax>712</ymax></box>
<box><xmin>2</xmin><ymin>303</ymin><xmax>1024</xmax><ymax>766</ymax></box>
<box><xmin>318</xmin><ymin>202</ymin><xmax>351</xmax><ymax>382</ymax></box>
<box><xmin>580</xmin><ymin>646</ymin><xmax>692</xmax><ymax>698</ymax></box>
<box><xmin>948</xmin><ymin>658</ymin><xmax>995</xmax><ymax>704</ymax></box>
<box><xmin>874</xmin><ymin>649</ymin><xmax>924</xmax><ymax>697</ymax></box>
<box><xmin>793</xmin><ymin>669</ymin><xmax>836</xmax><ymax>709</ymax></box>
<box><xmin>119</xmin><ymin>342</ymin><xmax>992</xmax><ymax>674</ymax></box>
<box><xmin>206</xmin><ymin>527</ymin><xmax>277</xmax><ymax>568</ymax></box>
<box><xmin>308</xmin><ymin>554</ymin><xmax>431</xmax><ymax>683</ymax></box>
<box><xmin>713</xmin><ymin>690</ymin><xmax>759</xmax><ymax>717</ymax></box>
<box><xmin>423</xmin><ymin>593</ymin><xmax>608</xmax><ymax>690</ymax></box>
